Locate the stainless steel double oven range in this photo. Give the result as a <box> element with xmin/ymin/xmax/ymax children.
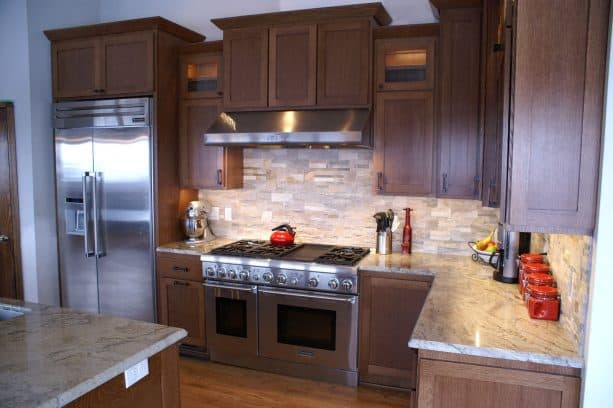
<box><xmin>201</xmin><ymin>240</ymin><xmax>370</xmax><ymax>386</ymax></box>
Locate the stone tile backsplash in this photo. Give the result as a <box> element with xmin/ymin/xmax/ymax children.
<box><xmin>199</xmin><ymin>148</ymin><xmax>499</xmax><ymax>255</ymax></box>
<box><xmin>530</xmin><ymin>233</ymin><xmax>592</xmax><ymax>349</ymax></box>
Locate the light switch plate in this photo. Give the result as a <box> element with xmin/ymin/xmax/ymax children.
<box><xmin>124</xmin><ymin>359</ymin><xmax>149</xmax><ymax>388</ymax></box>
<box><xmin>225</xmin><ymin>207</ymin><xmax>232</xmax><ymax>221</ymax></box>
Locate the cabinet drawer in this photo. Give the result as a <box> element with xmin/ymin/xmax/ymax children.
<box><xmin>157</xmin><ymin>253</ymin><xmax>202</xmax><ymax>281</ymax></box>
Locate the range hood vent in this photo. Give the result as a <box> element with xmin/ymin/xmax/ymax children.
<box><xmin>204</xmin><ymin>109</ymin><xmax>372</xmax><ymax>148</ymax></box>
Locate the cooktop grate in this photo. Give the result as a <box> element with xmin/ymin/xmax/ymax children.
<box><xmin>209</xmin><ymin>240</ymin><xmax>301</xmax><ymax>258</ymax></box>
<box><xmin>313</xmin><ymin>246</ymin><xmax>371</xmax><ymax>266</ymax></box>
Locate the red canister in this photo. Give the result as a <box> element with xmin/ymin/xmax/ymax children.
<box><xmin>519</xmin><ymin>263</ymin><xmax>551</xmax><ymax>296</ymax></box>
<box><xmin>520</xmin><ymin>253</ymin><xmax>546</xmax><ymax>264</ymax></box>
<box><xmin>526</xmin><ymin>285</ymin><xmax>560</xmax><ymax>321</ymax></box>
<box><xmin>524</xmin><ymin>272</ymin><xmax>556</xmax><ymax>301</ymax></box>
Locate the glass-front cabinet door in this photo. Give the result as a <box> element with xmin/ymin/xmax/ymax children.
<box><xmin>375</xmin><ymin>37</ymin><xmax>436</xmax><ymax>91</ymax></box>
<box><xmin>179</xmin><ymin>53</ymin><xmax>223</xmax><ymax>99</ymax></box>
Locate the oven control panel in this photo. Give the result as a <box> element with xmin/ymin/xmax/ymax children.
<box><xmin>202</xmin><ymin>261</ymin><xmax>357</xmax><ymax>294</ymax></box>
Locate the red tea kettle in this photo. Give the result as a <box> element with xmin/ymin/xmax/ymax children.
<box><xmin>270</xmin><ymin>224</ymin><xmax>296</xmax><ymax>246</ymax></box>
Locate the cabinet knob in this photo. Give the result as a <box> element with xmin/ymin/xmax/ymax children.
<box><xmin>378</xmin><ymin>84</ymin><xmax>384</xmax><ymax>90</ymax></box>
<box><xmin>217</xmin><ymin>91</ymin><xmax>223</xmax><ymax>96</ymax></box>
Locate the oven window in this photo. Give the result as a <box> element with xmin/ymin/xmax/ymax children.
<box><xmin>277</xmin><ymin>305</ymin><xmax>336</xmax><ymax>351</ymax></box>
<box><xmin>216</xmin><ymin>297</ymin><xmax>247</xmax><ymax>338</ymax></box>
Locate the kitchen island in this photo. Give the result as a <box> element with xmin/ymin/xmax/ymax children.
<box><xmin>0</xmin><ymin>298</ymin><xmax>186</xmax><ymax>408</ymax></box>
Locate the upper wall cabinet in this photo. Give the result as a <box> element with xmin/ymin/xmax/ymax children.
<box><xmin>223</xmin><ymin>27</ymin><xmax>269</xmax><ymax>109</ymax></box>
<box><xmin>51</xmin><ymin>31</ymin><xmax>154</xmax><ymax>99</ymax></box>
<box><xmin>437</xmin><ymin>8</ymin><xmax>482</xmax><ymax>199</ymax></box>
<box><xmin>46</xmin><ymin>18</ymin><xmax>204</xmax><ymax>101</ymax></box>
<box><xmin>375</xmin><ymin>37</ymin><xmax>436</xmax><ymax>92</ymax></box>
<box><xmin>212</xmin><ymin>3</ymin><xmax>391</xmax><ymax>110</ymax></box>
<box><xmin>316</xmin><ymin>20</ymin><xmax>371</xmax><ymax>107</ymax></box>
<box><xmin>180</xmin><ymin>47</ymin><xmax>223</xmax><ymax>99</ymax></box>
<box><xmin>502</xmin><ymin>0</ymin><xmax>608</xmax><ymax>235</ymax></box>
<box><xmin>269</xmin><ymin>24</ymin><xmax>317</xmax><ymax>107</ymax></box>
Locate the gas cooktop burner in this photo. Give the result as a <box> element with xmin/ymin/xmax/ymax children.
<box><xmin>210</xmin><ymin>240</ymin><xmax>300</xmax><ymax>258</ymax></box>
<box><xmin>314</xmin><ymin>246</ymin><xmax>371</xmax><ymax>266</ymax></box>
<box><xmin>209</xmin><ymin>240</ymin><xmax>370</xmax><ymax>266</ymax></box>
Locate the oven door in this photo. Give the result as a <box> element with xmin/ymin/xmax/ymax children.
<box><xmin>204</xmin><ymin>281</ymin><xmax>258</xmax><ymax>358</ymax></box>
<box><xmin>258</xmin><ymin>287</ymin><xmax>358</xmax><ymax>371</ymax></box>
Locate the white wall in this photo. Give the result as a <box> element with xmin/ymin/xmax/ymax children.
<box><xmin>582</xmin><ymin>4</ymin><xmax>613</xmax><ymax>405</ymax></box>
<box><xmin>279</xmin><ymin>0</ymin><xmax>437</xmax><ymax>24</ymax></box>
<box><xmin>0</xmin><ymin>0</ymin><xmax>37</xmax><ymax>301</ymax></box>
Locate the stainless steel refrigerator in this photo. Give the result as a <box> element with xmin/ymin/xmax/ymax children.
<box><xmin>54</xmin><ymin>98</ymin><xmax>155</xmax><ymax>322</ymax></box>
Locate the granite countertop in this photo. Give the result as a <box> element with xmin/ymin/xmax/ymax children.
<box><xmin>157</xmin><ymin>237</ymin><xmax>232</xmax><ymax>256</ymax></box>
<box><xmin>0</xmin><ymin>298</ymin><xmax>186</xmax><ymax>408</ymax></box>
<box><xmin>359</xmin><ymin>252</ymin><xmax>582</xmax><ymax>368</ymax></box>
<box><xmin>157</xmin><ymin>239</ymin><xmax>582</xmax><ymax>369</ymax></box>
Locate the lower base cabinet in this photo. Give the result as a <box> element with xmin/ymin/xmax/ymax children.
<box><xmin>66</xmin><ymin>344</ymin><xmax>180</xmax><ymax>408</ymax></box>
<box><xmin>359</xmin><ymin>272</ymin><xmax>432</xmax><ymax>390</ymax></box>
<box><xmin>417</xmin><ymin>351</ymin><xmax>581</xmax><ymax>408</ymax></box>
<box><xmin>157</xmin><ymin>253</ymin><xmax>206</xmax><ymax>350</ymax></box>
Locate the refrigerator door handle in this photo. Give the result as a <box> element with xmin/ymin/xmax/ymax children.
<box><xmin>92</xmin><ymin>172</ymin><xmax>106</xmax><ymax>258</ymax></box>
<box><xmin>82</xmin><ymin>173</ymin><xmax>95</xmax><ymax>258</ymax></box>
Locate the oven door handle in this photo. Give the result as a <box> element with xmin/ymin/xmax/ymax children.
<box><xmin>203</xmin><ymin>281</ymin><xmax>258</xmax><ymax>294</ymax></box>
<box><xmin>259</xmin><ymin>288</ymin><xmax>356</xmax><ymax>304</ymax></box>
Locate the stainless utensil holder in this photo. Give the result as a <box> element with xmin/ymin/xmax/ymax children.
<box><xmin>376</xmin><ymin>231</ymin><xmax>392</xmax><ymax>255</ymax></box>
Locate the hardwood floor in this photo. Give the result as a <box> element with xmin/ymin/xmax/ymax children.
<box><xmin>179</xmin><ymin>357</ymin><xmax>411</xmax><ymax>407</ymax></box>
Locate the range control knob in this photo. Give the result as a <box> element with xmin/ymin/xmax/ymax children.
<box><xmin>206</xmin><ymin>267</ymin><xmax>215</xmax><ymax>277</ymax></box>
<box><xmin>263</xmin><ymin>272</ymin><xmax>273</xmax><ymax>282</ymax></box>
<box><xmin>217</xmin><ymin>267</ymin><xmax>227</xmax><ymax>278</ymax></box>
<box><xmin>289</xmin><ymin>277</ymin><xmax>298</xmax><ymax>286</ymax></box>
<box><xmin>341</xmin><ymin>279</ymin><xmax>353</xmax><ymax>292</ymax></box>
<box><xmin>229</xmin><ymin>269</ymin><xmax>237</xmax><ymax>279</ymax></box>
<box><xmin>277</xmin><ymin>274</ymin><xmax>287</xmax><ymax>284</ymax></box>
<box><xmin>328</xmin><ymin>279</ymin><xmax>339</xmax><ymax>290</ymax></box>
<box><xmin>239</xmin><ymin>270</ymin><xmax>250</xmax><ymax>281</ymax></box>
<box><xmin>307</xmin><ymin>277</ymin><xmax>319</xmax><ymax>288</ymax></box>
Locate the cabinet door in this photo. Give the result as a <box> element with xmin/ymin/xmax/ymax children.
<box><xmin>359</xmin><ymin>275</ymin><xmax>430</xmax><ymax>389</ymax></box>
<box><xmin>223</xmin><ymin>27</ymin><xmax>269</xmax><ymax>109</ymax></box>
<box><xmin>180</xmin><ymin>53</ymin><xmax>223</xmax><ymax>99</ymax></box>
<box><xmin>52</xmin><ymin>38</ymin><xmax>100</xmax><ymax>98</ymax></box>
<box><xmin>179</xmin><ymin>99</ymin><xmax>243</xmax><ymax>189</ymax></box>
<box><xmin>375</xmin><ymin>37</ymin><xmax>436</xmax><ymax>92</ymax></box>
<box><xmin>507</xmin><ymin>0</ymin><xmax>606</xmax><ymax>234</ymax></box>
<box><xmin>317</xmin><ymin>20</ymin><xmax>371</xmax><ymax>107</ymax></box>
<box><xmin>418</xmin><ymin>359</ymin><xmax>580</xmax><ymax>408</ymax></box>
<box><xmin>374</xmin><ymin>91</ymin><xmax>434</xmax><ymax>195</ymax></box>
<box><xmin>437</xmin><ymin>8</ymin><xmax>482</xmax><ymax>199</ymax></box>
<box><xmin>101</xmin><ymin>31</ymin><xmax>154</xmax><ymax>95</ymax></box>
<box><xmin>269</xmin><ymin>25</ymin><xmax>317</xmax><ymax>107</ymax></box>
<box><xmin>159</xmin><ymin>278</ymin><xmax>206</xmax><ymax>349</ymax></box>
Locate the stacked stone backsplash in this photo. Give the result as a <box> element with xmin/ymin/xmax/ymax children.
<box><xmin>199</xmin><ymin>148</ymin><xmax>498</xmax><ymax>255</ymax></box>
<box><xmin>530</xmin><ymin>233</ymin><xmax>592</xmax><ymax>348</ymax></box>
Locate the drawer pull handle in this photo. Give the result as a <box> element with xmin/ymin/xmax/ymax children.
<box><xmin>173</xmin><ymin>266</ymin><xmax>188</xmax><ymax>273</ymax></box>
<box><xmin>173</xmin><ymin>280</ymin><xmax>190</xmax><ymax>286</ymax></box>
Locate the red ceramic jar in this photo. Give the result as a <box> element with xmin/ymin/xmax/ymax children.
<box><xmin>526</xmin><ymin>285</ymin><xmax>560</xmax><ymax>321</ymax></box>
<box><xmin>524</xmin><ymin>272</ymin><xmax>556</xmax><ymax>301</ymax></box>
<box><xmin>519</xmin><ymin>262</ymin><xmax>551</xmax><ymax>296</ymax></box>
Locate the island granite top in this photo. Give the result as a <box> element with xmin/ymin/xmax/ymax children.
<box><xmin>158</xmin><ymin>240</ymin><xmax>582</xmax><ymax>369</ymax></box>
<box><xmin>0</xmin><ymin>298</ymin><xmax>186</xmax><ymax>408</ymax></box>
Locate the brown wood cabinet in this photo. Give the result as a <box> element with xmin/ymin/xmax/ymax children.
<box><xmin>502</xmin><ymin>0</ymin><xmax>608</xmax><ymax>235</ymax></box>
<box><xmin>66</xmin><ymin>344</ymin><xmax>180</xmax><ymax>408</ymax></box>
<box><xmin>157</xmin><ymin>253</ymin><xmax>206</xmax><ymax>349</ymax></box>
<box><xmin>269</xmin><ymin>24</ymin><xmax>317</xmax><ymax>107</ymax></box>
<box><xmin>317</xmin><ymin>20</ymin><xmax>371</xmax><ymax>107</ymax></box>
<box><xmin>375</xmin><ymin>37</ymin><xmax>436</xmax><ymax>92</ymax></box>
<box><xmin>373</xmin><ymin>91</ymin><xmax>435</xmax><ymax>195</ymax></box>
<box><xmin>179</xmin><ymin>47</ymin><xmax>223</xmax><ymax>99</ymax></box>
<box><xmin>359</xmin><ymin>272</ymin><xmax>431</xmax><ymax>390</ymax></box>
<box><xmin>51</xmin><ymin>31</ymin><xmax>154</xmax><ymax>99</ymax></box>
<box><xmin>437</xmin><ymin>8</ymin><xmax>482</xmax><ymax>199</ymax></box>
<box><xmin>223</xmin><ymin>27</ymin><xmax>269</xmax><ymax>110</ymax></box>
<box><xmin>178</xmin><ymin>42</ymin><xmax>243</xmax><ymax>190</ymax></box>
<box><xmin>417</xmin><ymin>350</ymin><xmax>581</xmax><ymax>408</ymax></box>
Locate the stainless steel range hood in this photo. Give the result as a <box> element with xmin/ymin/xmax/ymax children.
<box><xmin>203</xmin><ymin>109</ymin><xmax>372</xmax><ymax>148</ymax></box>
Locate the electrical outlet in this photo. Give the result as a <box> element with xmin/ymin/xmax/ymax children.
<box><xmin>225</xmin><ymin>207</ymin><xmax>232</xmax><ymax>221</ymax></box>
<box><xmin>124</xmin><ymin>359</ymin><xmax>149</xmax><ymax>388</ymax></box>
<box><xmin>210</xmin><ymin>207</ymin><xmax>220</xmax><ymax>220</ymax></box>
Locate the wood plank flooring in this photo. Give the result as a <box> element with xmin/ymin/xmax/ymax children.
<box><xmin>179</xmin><ymin>357</ymin><xmax>411</xmax><ymax>407</ymax></box>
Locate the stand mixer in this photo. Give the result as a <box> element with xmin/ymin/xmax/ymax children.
<box><xmin>182</xmin><ymin>201</ymin><xmax>211</xmax><ymax>242</ymax></box>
